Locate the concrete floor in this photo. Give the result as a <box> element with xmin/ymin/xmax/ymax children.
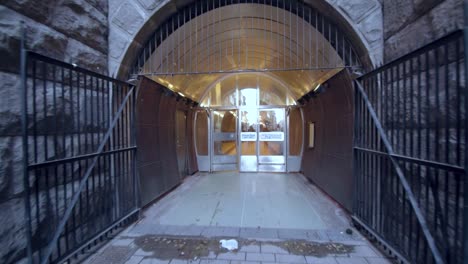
<box><xmin>84</xmin><ymin>172</ymin><xmax>393</xmax><ymax>264</ymax></box>
<box><xmin>142</xmin><ymin>172</ymin><xmax>350</xmax><ymax>230</ymax></box>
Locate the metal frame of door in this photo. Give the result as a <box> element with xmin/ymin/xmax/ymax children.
<box><xmin>210</xmin><ymin>108</ymin><xmax>238</xmax><ymax>171</ymax></box>
<box><xmin>238</xmin><ymin>106</ymin><xmax>288</xmax><ymax>172</ymax></box>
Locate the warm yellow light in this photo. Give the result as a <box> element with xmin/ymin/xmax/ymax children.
<box><xmin>313</xmin><ymin>84</ymin><xmax>321</xmax><ymax>91</ymax></box>
<box><xmin>168</xmin><ymin>84</ymin><xmax>174</xmax><ymax>89</ymax></box>
<box><xmin>178</xmin><ymin>92</ymin><xmax>185</xmax><ymax>97</ymax></box>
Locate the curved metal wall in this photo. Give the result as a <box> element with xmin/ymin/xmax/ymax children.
<box><xmin>301</xmin><ymin>70</ymin><xmax>354</xmax><ymax>210</ymax></box>
<box><xmin>136</xmin><ymin>77</ymin><xmax>198</xmax><ymax>206</ymax></box>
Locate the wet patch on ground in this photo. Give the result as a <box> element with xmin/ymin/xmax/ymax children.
<box><xmin>131</xmin><ymin>235</ymin><xmax>355</xmax><ymax>260</ymax></box>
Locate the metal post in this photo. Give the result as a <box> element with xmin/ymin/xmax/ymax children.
<box><xmin>20</xmin><ymin>21</ymin><xmax>33</xmax><ymax>264</ymax></box>
<box><xmin>462</xmin><ymin>2</ymin><xmax>468</xmax><ymax>263</ymax></box>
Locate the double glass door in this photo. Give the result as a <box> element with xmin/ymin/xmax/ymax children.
<box><xmin>240</xmin><ymin>108</ymin><xmax>286</xmax><ymax>172</ymax></box>
<box><xmin>209</xmin><ymin>108</ymin><xmax>286</xmax><ymax>172</ymax></box>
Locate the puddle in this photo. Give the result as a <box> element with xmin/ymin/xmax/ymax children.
<box><xmin>131</xmin><ymin>235</ymin><xmax>355</xmax><ymax>260</ymax></box>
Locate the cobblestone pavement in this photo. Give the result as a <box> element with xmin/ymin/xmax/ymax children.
<box><xmin>84</xmin><ymin>224</ymin><xmax>394</xmax><ymax>264</ymax></box>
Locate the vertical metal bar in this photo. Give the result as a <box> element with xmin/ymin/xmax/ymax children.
<box><xmin>69</xmin><ymin>67</ymin><xmax>78</xmax><ymax>248</ymax></box>
<box><xmin>289</xmin><ymin>0</ymin><xmax>292</xmax><ymax>69</ymax></box>
<box><xmin>132</xmin><ymin>85</ymin><xmax>139</xmax><ymax>209</ymax></box>
<box><xmin>434</xmin><ymin>47</ymin><xmax>440</xmax><ymax>243</ymax></box>
<box><xmin>60</xmin><ymin>65</ymin><xmax>69</xmax><ymax>254</ymax></box>
<box><xmin>76</xmin><ymin>71</ymin><xmax>84</xmax><ymax>242</ymax></box>
<box><xmin>183</xmin><ymin>8</ymin><xmax>186</xmax><ymax>74</ymax></box>
<box><xmin>166</xmin><ymin>23</ymin><xmax>169</xmax><ymax>74</ymax></box>
<box><xmin>20</xmin><ymin>23</ymin><xmax>33</xmax><ymax>264</ymax></box>
<box><xmin>281</xmin><ymin>0</ymin><xmax>285</xmax><ymax>69</ymax></box>
<box><xmin>195</xmin><ymin>3</ymin><xmax>198</xmax><ymax>73</ymax></box>
<box><xmin>443</xmin><ymin>42</ymin><xmax>451</xmax><ymax>261</ymax></box>
<box><xmin>462</xmin><ymin>2</ymin><xmax>468</xmax><ymax>262</ymax></box>
<box><xmin>97</xmin><ymin>78</ymin><xmax>103</xmax><ymax>229</ymax></box>
<box><xmin>84</xmin><ymin>74</ymin><xmax>90</xmax><ymax>226</ymax></box>
<box><xmin>52</xmin><ymin>64</ymin><xmax>62</xmax><ymax>257</ymax></box>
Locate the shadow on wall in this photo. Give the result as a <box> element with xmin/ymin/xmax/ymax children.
<box><xmin>136</xmin><ymin>77</ymin><xmax>198</xmax><ymax>206</ymax></box>
<box><xmin>301</xmin><ymin>70</ymin><xmax>354</xmax><ymax>211</ymax></box>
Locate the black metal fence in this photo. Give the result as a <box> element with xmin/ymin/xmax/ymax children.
<box><xmin>21</xmin><ymin>51</ymin><xmax>139</xmax><ymax>263</ymax></box>
<box><xmin>353</xmin><ymin>30</ymin><xmax>466</xmax><ymax>264</ymax></box>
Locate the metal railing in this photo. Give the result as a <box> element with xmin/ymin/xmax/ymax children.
<box><xmin>133</xmin><ymin>0</ymin><xmax>362</xmax><ymax>76</ymax></box>
<box><xmin>353</xmin><ymin>30</ymin><xmax>466</xmax><ymax>264</ymax></box>
<box><xmin>21</xmin><ymin>47</ymin><xmax>139</xmax><ymax>263</ymax></box>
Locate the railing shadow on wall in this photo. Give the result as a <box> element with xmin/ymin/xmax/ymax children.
<box><xmin>353</xmin><ymin>30</ymin><xmax>466</xmax><ymax>264</ymax></box>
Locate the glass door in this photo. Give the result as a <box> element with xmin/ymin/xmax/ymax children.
<box><xmin>258</xmin><ymin>109</ymin><xmax>286</xmax><ymax>172</ymax></box>
<box><xmin>239</xmin><ymin>109</ymin><xmax>258</xmax><ymax>171</ymax></box>
<box><xmin>211</xmin><ymin>110</ymin><xmax>238</xmax><ymax>171</ymax></box>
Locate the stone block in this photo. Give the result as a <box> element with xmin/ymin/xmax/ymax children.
<box><xmin>335</xmin><ymin>257</ymin><xmax>368</xmax><ymax>264</ymax></box>
<box><xmin>384</xmin><ymin>0</ymin><xmax>463</xmax><ymax>61</ymax></box>
<box><xmin>239</xmin><ymin>227</ymin><xmax>278</xmax><ymax>239</ymax></box>
<box><xmin>382</xmin><ymin>0</ymin><xmax>414</xmax><ymax>39</ymax></box>
<box><xmin>109</xmin><ymin>28</ymin><xmax>130</xmax><ymax>60</ymax></box>
<box><xmin>0</xmin><ymin>72</ymin><xmax>21</xmax><ymax>136</ymax></box>
<box><xmin>125</xmin><ymin>255</ymin><xmax>144</xmax><ymax>264</ymax></box>
<box><xmin>84</xmin><ymin>0</ymin><xmax>108</xmax><ymax>15</ymax></box>
<box><xmin>358</xmin><ymin>9</ymin><xmax>382</xmax><ymax>45</ymax></box>
<box><xmin>0</xmin><ymin>136</ymin><xmax>24</xmax><ymax>199</ymax></box>
<box><xmin>275</xmin><ymin>254</ymin><xmax>307</xmax><ymax>263</ymax></box>
<box><xmin>239</xmin><ymin>244</ymin><xmax>260</xmax><ymax>253</ymax></box>
<box><xmin>245</xmin><ymin>253</ymin><xmax>275</xmax><ymax>262</ymax></box>
<box><xmin>217</xmin><ymin>252</ymin><xmax>246</xmax><ymax>261</ymax></box>
<box><xmin>336</xmin><ymin>0</ymin><xmax>378</xmax><ymax>23</ymax></box>
<box><xmin>65</xmin><ymin>38</ymin><xmax>108</xmax><ymax>73</ymax></box>
<box><xmin>260</xmin><ymin>244</ymin><xmax>289</xmax><ymax>254</ymax></box>
<box><xmin>49</xmin><ymin>0</ymin><xmax>108</xmax><ymax>54</ymax></box>
<box><xmin>2</xmin><ymin>0</ymin><xmax>59</xmax><ymax>25</ymax></box>
<box><xmin>0</xmin><ymin>198</ymin><xmax>28</xmax><ymax>263</ymax></box>
<box><xmin>137</xmin><ymin>0</ymin><xmax>165</xmax><ymax>11</ymax></box>
<box><xmin>305</xmin><ymin>256</ymin><xmax>338</xmax><ymax>264</ymax></box>
<box><xmin>112</xmin><ymin>2</ymin><xmax>145</xmax><ymax>35</ymax></box>
<box><xmin>0</xmin><ymin>7</ymin><xmax>69</xmax><ymax>73</ymax></box>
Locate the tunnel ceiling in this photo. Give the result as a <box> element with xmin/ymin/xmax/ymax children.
<box><xmin>139</xmin><ymin>3</ymin><xmax>359</xmax><ymax>102</ymax></box>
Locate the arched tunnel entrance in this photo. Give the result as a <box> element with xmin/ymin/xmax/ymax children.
<box><xmin>133</xmin><ymin>0</ymin><xmax>367</xmax><ymax>210</ymax></box>
<box><xmin>19</xmin><ymin>0</ymin><xmax>466</xmax><ymax>264</ymax></box>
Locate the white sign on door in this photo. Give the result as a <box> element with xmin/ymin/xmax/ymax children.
<box><xmin>259</xmin><ymin>132</ymin><xmax>284</xmax><ymax>141</ymax></box>
<box><xmin>240</xmin><ymin>132</ymin><xmax>257</xmax><ymax>141</ymax></box>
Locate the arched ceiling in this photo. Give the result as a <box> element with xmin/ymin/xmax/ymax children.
<box><xmin>140</xmin><ymin>3</ymin><xmax>349</xmax><ymax>102</ymax></box>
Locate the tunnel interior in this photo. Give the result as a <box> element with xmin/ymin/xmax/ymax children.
<box><xmin>133</xmin><ymin>0</ymin><xmax>367</xmax><ymax>213</ymax></box>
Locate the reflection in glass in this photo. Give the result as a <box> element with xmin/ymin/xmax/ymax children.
<box><xmin>241</xmin><ymin>110</ymin><xmax>257</xmax><ymax>132</ymax></box>
<box><xmin>195</xmin><ymin>111</ymin><xmax>209</xmax><ymax>155</ymax></box>
<box><xmin>259</xmin><ymin>109</ymin><xmax>285</xmax><ymax>156</ymax></box>
<box><xmin>241</xmin><ymin>110</ymin><xmax>257</xmax><ymax>155</ymax></box>
<box><xmin>213</xmin><ymin>111</ymin><xmax>236</xmax><ymax>133</ymax></box>
<box><xmin>199</xmin><ymin>74</ymin><xmax>295</xmax><ymax>107</ymax></box>
<box><xmin>239</xmin><ymin>88</ymin><xmax>257</xmax><ymax>106</ymax></box>
<box><xmin>259</xmin><ymin>109</ymin><xmax>285</xmax><ymax>132</ymax></box>
<box><xmin>213</xmin><ymin>110</ymin><xmax>237</xmax><ymax>156</ymax></box>
<box><xmin>260</xmin><ymin>142</ymin><xmax>283</xmax><ymax>155</ymax></box>
<box><xmin>214</xmin><ymin>141</ymin><xmax>237</xmax><ymax>155</ymax></box>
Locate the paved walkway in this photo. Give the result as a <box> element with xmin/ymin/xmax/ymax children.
<box><xmin>84</xmin><ymin>173</ymin><xmax>394</xmax><ymax>264</ymax></box>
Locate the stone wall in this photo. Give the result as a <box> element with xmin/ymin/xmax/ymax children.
<box><xmin>0</xmin><ymin>1</ymin><xmax>109</xmax><ymax>263</ymax></box>
<box><xmin>382</xmin><ymin>0</ymin><xmax>464</xmax><ymax>62</ymax></box>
